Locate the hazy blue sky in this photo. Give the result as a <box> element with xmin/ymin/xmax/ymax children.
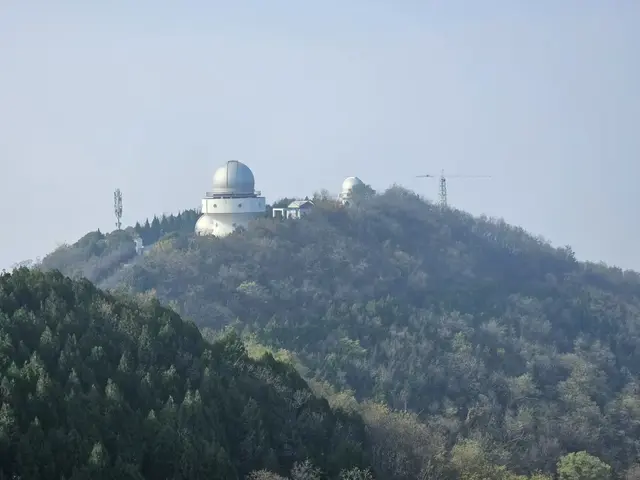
<box><xmin>1</xmin><ymin>1</ymin><xmax>638</xmax><ymax>271</ymax></box>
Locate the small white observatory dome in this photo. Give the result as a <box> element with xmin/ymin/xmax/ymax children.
<box><xmin>339</xmin><ymin>176</ymin><xmax>364</xmax><ymax>204</ymax></box>
<box><xmin>342</xmin><ymin>176</ymin><xmax>364</xmax><ymax>192</ymax></box>
<box><xmin>195</xmin><ymin>160</ymin><xmax>266</xmax><ymax>237</ymax></box>
<box><xmin>212</xmin><ymin>160</ymin><xmax>256</xmax><ymax>195</ymax></box>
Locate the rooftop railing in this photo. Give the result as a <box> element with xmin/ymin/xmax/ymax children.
<box><xmin>204</xmin><ymin>190</ymin><xmax>262</xmax><ymax>198</ymax></box>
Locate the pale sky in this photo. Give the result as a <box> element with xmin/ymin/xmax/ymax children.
<box><xmin>1</xmin><ymin>1</ymin><xmax>639</xmax><ymax>271</ymax></box>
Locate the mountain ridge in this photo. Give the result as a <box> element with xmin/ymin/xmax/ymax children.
<box><xmin>33</xmin><ymin>185</ymin><xmax>640</xmax><ymax>478</ymax></box>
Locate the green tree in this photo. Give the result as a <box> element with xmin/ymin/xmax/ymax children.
<box><xmin>248</xmin><ymin>471</ymin><xmax>288</xmax><ymax>480</ymax></box>
<box><xmin>340</xmin><ymin>466</ymin><xmax>375</xmax><ymax>480</ymax></box>
<box><xmin>290</xmin><ymin>460</ymin><xmax>321</xmax><ymax>480</ymax></box>
<box><xmin>557</xmin><ymin>452</ymin><xmax>612</xmax><ymax>480</ymax></box>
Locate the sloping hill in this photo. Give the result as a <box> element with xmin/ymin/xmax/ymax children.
<box><xmin>38</xmin><ymin>186</ymin><xmax>640</xmax><ymax>478</ymax></box>
<box><xmin>0</xmin><ymin>268</ymin><xmax>376</xmax><ymax>480</ymax></box>
<box><xmin>39</xmin><ymin>210</ymin><xmax>200</xmax><ymax>285</ymax></box>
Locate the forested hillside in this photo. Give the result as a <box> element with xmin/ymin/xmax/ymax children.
<box><xmin>36</xmin><ymin>186</ymin><xmax>640</xmax><ymax>478</ymax></box>
<box><xmin>38</xmin><ymin>210</ymin><xmax>200</xmax><ymax>285</ymax></box>
<box><xmin>0</xmin><ymin>268</ymin><xmax>377</xmax><ymax>479</ymax></box>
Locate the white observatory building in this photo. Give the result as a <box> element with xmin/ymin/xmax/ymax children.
<box><xmin>195</xmin><ymin>160</ymin><xmax>266</xmax><ymax>237</ymax></box>
<box><xmin>338</xmin><ymin>176</ymin><xmax>364</xmax><ymax>205</ymax></box>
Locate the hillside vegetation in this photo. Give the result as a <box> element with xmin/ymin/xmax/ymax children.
<box><xmin>0</xmin><ymin>268</ymin><xmax>377</xmax><ymax>479</ymax></box>
<box><xmin>39</xmin><ymin>210</ymin><xmax>200</xmax><ymax>285</ymax></box>
<box><xmin>38</xmin><ymin>186</ymin><xmax>640</xmax><ymax>478</ymax></box>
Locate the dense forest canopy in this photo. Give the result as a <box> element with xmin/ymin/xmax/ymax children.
<box><xmin>0</xmin><ymin>268</ymin><xmax>379</xmax><ymax>479</ymax></box>
<box><xmin>34</xmin><ymin>185</ymin><xmax>640</xmax><ymax>478</ymax></box>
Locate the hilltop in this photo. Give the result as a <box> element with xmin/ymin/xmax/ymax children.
<box><xmin>38</xmin><ymin>186</ymin><xmax>640</xmax><ymax>478</ymax></box>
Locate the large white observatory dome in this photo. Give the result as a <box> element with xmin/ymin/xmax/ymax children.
<box><xmin>196</xmin><ymin>159</ymin><xmax>266</xmax><ymax>237</ymax></box>
<box><xmin>211</xmin><ymin>160</ymin><xmax>255</xmax><ymax>196</ymax></box>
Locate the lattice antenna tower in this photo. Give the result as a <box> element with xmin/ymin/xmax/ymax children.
<box><xmin>417</xmin><ymin>170</ymin><xmax>491</xmax><ymax>207</ymax></box>
<box><xmin>439</xmin><ymin>173</ymin><xmax>447</xmax><ymax>206</ymax></box>
<box><xmin>114</xmin><ymin>188</ymin><xmax>123</xmax><ymax>230</ymax></box>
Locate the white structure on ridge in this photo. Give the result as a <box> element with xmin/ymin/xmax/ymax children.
<box><xmin>338</xmin><ymin>176</ymin><xmax>364</xmax><ymax>206</ymax></box>
<box><xmin>195</xmin><ymin>160</ymin><xmax>266</xmax><ymax>237</ymax></box>
<box><xmin>133</xmin><ymin>236</ymin><xmax>144</xmax><ymax>255</ymax></box>
<box><xmin>272</xmin><ymin>199</ymin><xmax>314</xmax><ymax>219</ymax></box>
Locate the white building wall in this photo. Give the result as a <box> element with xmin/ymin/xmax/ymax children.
<box><xmin>201</xmin><ymin>197</ymin><xmax>265</xmax><ymax>214</ymax></box>
<box><xmin>196</xmin><ymin>196</ymin><xmax>266</xmax><ymax>237</ymax></box>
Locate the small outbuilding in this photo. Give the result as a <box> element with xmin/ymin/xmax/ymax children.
<box><xmin>272</xmin><ymin>200</ymin><xmax>314</xmax><ymax>219</ymax></box>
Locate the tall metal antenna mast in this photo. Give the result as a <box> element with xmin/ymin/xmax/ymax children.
<box><xmin>417</xmin><ymin>170</ymin><xmax>491</xmax><ymax>207</ymax></box>
<box><xmin>114</xmin><ymin>188</ymin><xmax>123</xmax><ymax>230</ymax></box>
